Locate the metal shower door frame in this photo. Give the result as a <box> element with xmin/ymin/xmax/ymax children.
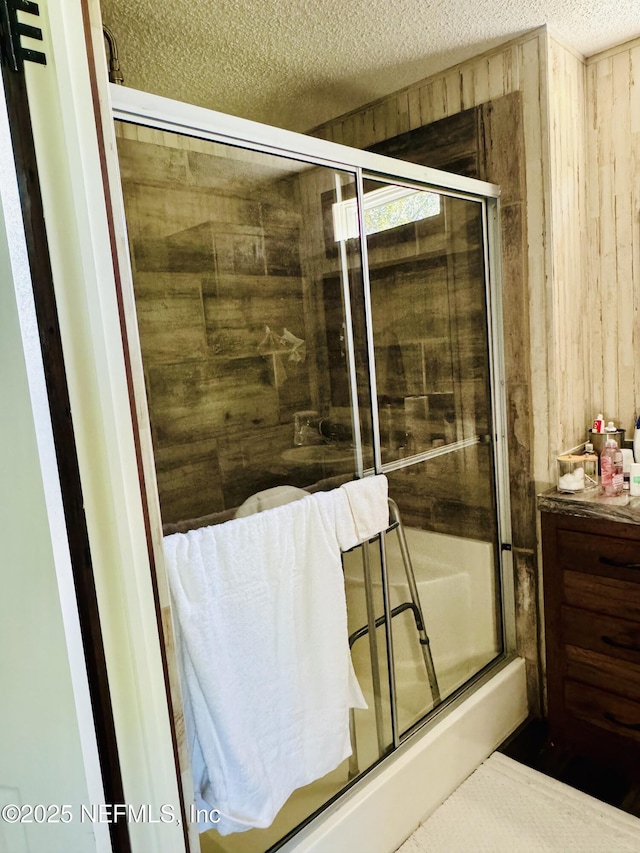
<box><xmin>108</xmin><ymin>79</ymin><xmax>515</xmax><ymax>783</ymax></box>
<box><xmin>351</xmin><ymin>171</ymin><xmax>511</xmax><ymax>747</ymax></box>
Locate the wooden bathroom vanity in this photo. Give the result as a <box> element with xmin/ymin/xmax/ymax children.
<box><xmin>539</xmin><ymin>490</ymin><xmax>640</xmax><ymax>768</ymax></box>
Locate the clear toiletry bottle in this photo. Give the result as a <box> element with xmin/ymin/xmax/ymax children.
<box><xmin>600</xmin><ymin>436</ymin><xmax>624</xmax><ymax>497</ymax></box>
<box><xmin>583</xmin><ymin>442</ymin><xmax>598</xmax><ymax>490</ymax></box>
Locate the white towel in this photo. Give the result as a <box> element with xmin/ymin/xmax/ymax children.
<box><xmin>164</xmin><ymin>487</ymin><xmax>367</xmax><ymax>835</ymax></box>
<box><xmin>340</xmin><ymin>474</ymin><xmax>389</xmax><ymax>542</ymax></box>
<box><xmin>234</xmin><ymin>484</ymin><xmax>309</xmax><ymax>517</ymax></box>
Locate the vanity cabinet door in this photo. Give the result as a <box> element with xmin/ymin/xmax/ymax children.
<box><xmin>541</xmin><ymin>511</ymin><xmax>640</xmax><ymax>767</ymax></box>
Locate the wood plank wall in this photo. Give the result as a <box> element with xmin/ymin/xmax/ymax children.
<box><xmin>547</xmin><ymin>37</ymin><xmax>590</xmax><ymax>464</ymax></box>
<box><xmin>312</xmin><ymin>29</ymin><xmax>555</xmax><ymax>490</ymax></box>
<box><xmin>586</xmin><ymin>38</ymin><xmax>640</xmax><ymax>437</ymax></box>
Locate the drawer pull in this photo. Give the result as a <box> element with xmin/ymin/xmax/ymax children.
<box><xmin>599</xmin><ymin>556</ymin><xmax>640</xmax><ymax>570</ymax></box>
<box><xmin>604</xmin><ymin>712</ymin><xmax>640</xmax><ymax>732</ymax></box>
<box><xmin>601</xmin><ymin>634</ymin><xmax>640</xmax><ymax>653</ymax></box>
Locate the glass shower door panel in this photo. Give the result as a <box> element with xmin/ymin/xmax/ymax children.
<box><xmin>115</xmin><ymin>124</ymin><xmax>374</xmax><ymax>524</ymax></box>
<box><xmin>364</xmin><ymin>183</ymin><xmax>502</xmax><ymax>733</ymax></box>
<box><xmin>115</xmin><ymin>123</ymin><xmax>387</xmax><ymax>849</ymax></box>
<box><xmin>385</xmin><ymin>460</ymin><xmax>501</xmax><ymax>734</ymax></box>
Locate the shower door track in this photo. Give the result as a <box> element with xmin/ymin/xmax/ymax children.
<box><xmin>110</xmin><ymin>87</ymin><xmax>500</xmax><ymax>201</ymax></box>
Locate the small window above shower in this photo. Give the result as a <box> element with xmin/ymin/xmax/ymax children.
<box><xmin>332</xmin><ymin>184</ymin><xmax>441</xmax><ymax>242</ymax></box>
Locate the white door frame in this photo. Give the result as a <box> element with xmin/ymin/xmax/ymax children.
<box><xmin>0</xmin><ymin>58</ymin><xmax>111</xmax><ymax>853</ymax></box>
<box><xmin>19</xmin><ymin>1</ymin><xmax>188</xmax><ymax>850</ymax></box>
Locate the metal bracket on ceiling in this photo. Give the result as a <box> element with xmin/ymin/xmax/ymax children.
<box><xmin>0</xmin><ymin>0</ymin><xmax>46</xmax><ymax>72</ymax></box>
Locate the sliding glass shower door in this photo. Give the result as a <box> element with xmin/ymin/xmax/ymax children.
<box><xmin>111</xmin><ymin>95</ymin><xmax>510</xmax><ymax>853</ymax></box>
<box><xmin>358</xmin><ymin>179</ymin><xmax>502</xmax><ymax>736</ymax></box>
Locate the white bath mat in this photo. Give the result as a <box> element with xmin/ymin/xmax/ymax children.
<box><xmin>397</xmin><ymin>752</ymin><xmax>640</xmax><ymax>853</ymax></box>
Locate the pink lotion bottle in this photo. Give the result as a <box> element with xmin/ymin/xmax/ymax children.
<box><xmin>601</xmin><ymin>436</ymin><xmax>624</xmax><ymax>496</ymax></box>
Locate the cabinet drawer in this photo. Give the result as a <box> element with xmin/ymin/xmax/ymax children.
<box><xmin>565</xmin><ymin>644</ymin><xmax>640</xmax><ymax>703</ymax></box>
<box><xmin>562</xmin><ymin>605</ymin><xmax>640</xmax><ymax>663</ymax></box>
<box><xmin>565</xmin><ymin>680</ymin><xmax>640</xmax><ymax>744</ymax></box>
<box><xmin>558</xmin><ymin>529</ymin><xmax>640</xmax><ymax>581</ymax></box>
<box><xmin>564</xmin><ymin>571</ymin><xmax>640</xmax><ymax>621</ymax></box>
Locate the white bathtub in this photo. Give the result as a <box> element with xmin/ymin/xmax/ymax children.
<box><xmin>278</xmin><ymin>528</ymin><xmax>527</xmax><ymax>853</ymax></box>
<box><xmin>281</xmin><ymin>658</ymin><xmax>527</xmax><ymax>853</ymax></box>
<box><xmin>342</xmin><ymin>526</ymin><xmax>501</xmax><ymax>767</ymax></box>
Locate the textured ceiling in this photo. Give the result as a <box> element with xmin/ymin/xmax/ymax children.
<box><xmin>99</xmin><ymin>0</ymin><xmax>640</xmax><ymax>132</ymax></box>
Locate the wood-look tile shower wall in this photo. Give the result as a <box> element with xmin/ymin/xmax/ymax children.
<box><xmin>116</xmin><ymin>123</ymin><xmax>495</xmax><ymax>540</ymax></box>
<box><xmin>115</xmin><ymin>125</ymin><xmax>317</xmax><ymax>524</ymax></box>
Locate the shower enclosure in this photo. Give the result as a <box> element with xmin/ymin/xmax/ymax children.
<box><xmin>110</xmin><ymin>88</ymin><xmax>512</xmax><ymax>853</ymax></box>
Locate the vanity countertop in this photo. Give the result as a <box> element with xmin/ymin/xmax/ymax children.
<box><xmin>537</xmin><ymin>486</ymin><xmax>640</xmax><ymax>526</ymax></box>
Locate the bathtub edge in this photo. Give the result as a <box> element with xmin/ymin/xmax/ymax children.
<box><xmin>280</xmin><ymin>656</ymin><xmax>528</xmax><ymax>853</ymax></box>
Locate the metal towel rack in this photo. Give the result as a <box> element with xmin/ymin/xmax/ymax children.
<box><xmin>164</xmin><ymin>487</ymin><xmax>439</xmax><ymax>778</ymax></box>
<box><xmin>344</xmin><ymin>497</ymin><xmax>440</xmax><ymax>778</ymax></box>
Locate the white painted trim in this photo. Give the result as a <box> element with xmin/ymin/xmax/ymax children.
<box><xmin>24</xmin><ymin>3</ymin><xmax>185</xmax><ymax>850</ymax></box>
<box><xmin>281</xmin><ymin>658</ymin><xmax>528</xmax><ymax>853</ymax></box>
<box><xmin>0</xmin><ymin>67</ymin><xmax>110</xmax><ymax>853</ymax></box>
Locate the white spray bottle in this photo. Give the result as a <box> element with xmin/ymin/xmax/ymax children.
<box><xmin>634</xmin><ymin>416</ymin><xmax>640</xmax><ymax>463</ymax></box>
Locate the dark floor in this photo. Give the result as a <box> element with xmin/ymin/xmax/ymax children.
<box><xmin>498</xmin><ymin>718</ymin><xmax>640</xmax><ymax>819</ymax></box>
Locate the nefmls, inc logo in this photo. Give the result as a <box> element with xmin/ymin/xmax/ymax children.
<box><xmin>190</xmin><ymin>805</ymin><xmax>221</xmax><ymax>824</ymax></box>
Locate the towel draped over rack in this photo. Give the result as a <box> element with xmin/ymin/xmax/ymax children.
<box><xmin>164</xmin><ymin>475</ymin><xmax>388</xmax><ymax>834</ymax></box>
